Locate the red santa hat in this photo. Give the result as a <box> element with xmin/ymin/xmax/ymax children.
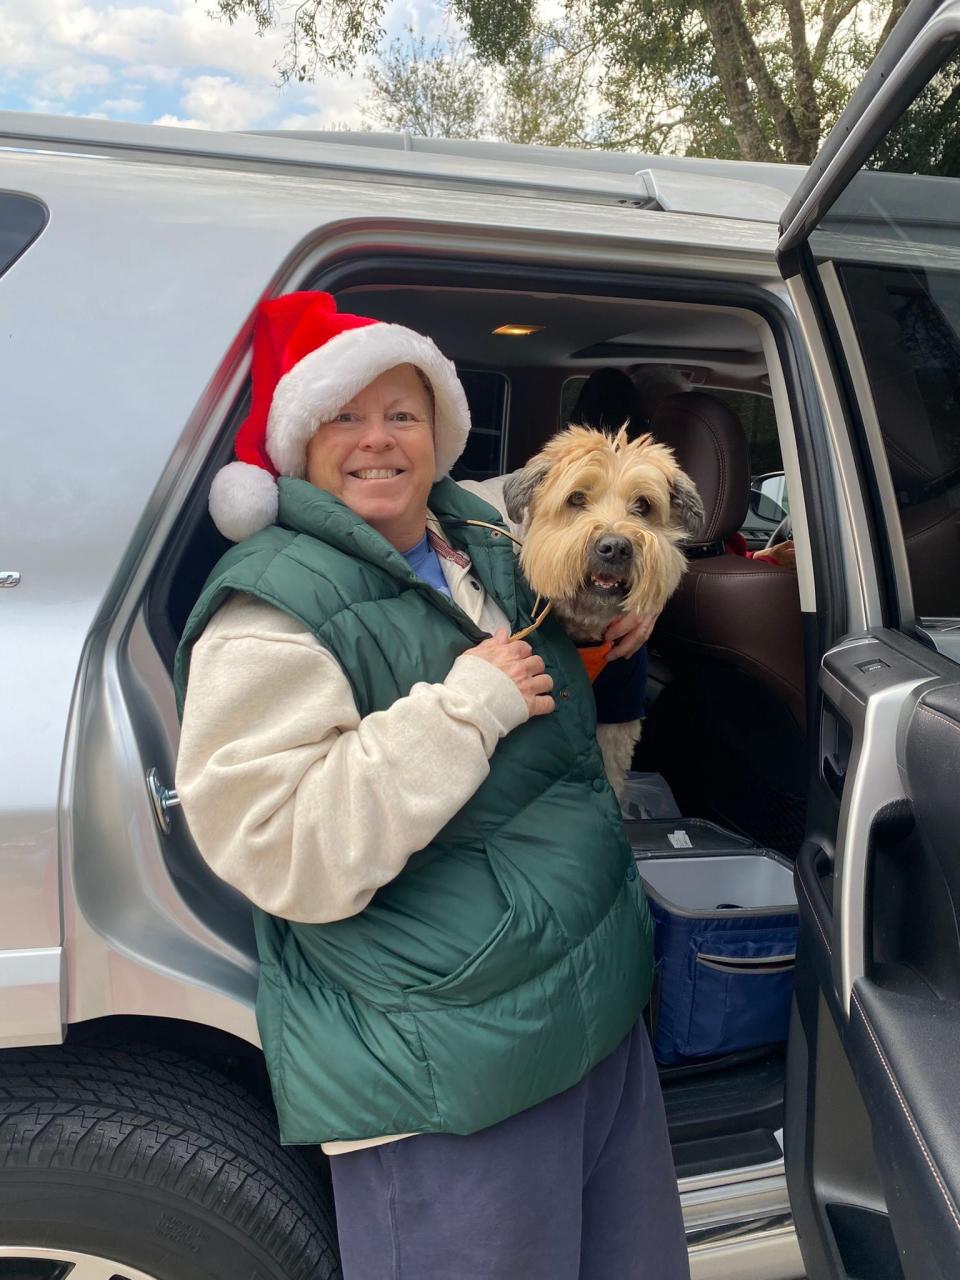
<box><xmin>209</xmin><ymin>291</ymin><xmax>472</xmax><ymax>542</ymax></box>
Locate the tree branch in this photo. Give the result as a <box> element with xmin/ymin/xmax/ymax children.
<box><xmin>782</xmin><ymin>0</ymin><xmax>820</xmax><ymax>153</ymax></box>
<box><xmin>700</xmin><ymin>1</ymin><xmax>777</xmax><ymax>161</ymax></box>
<box><xmin>724</xmin><ymin>0</ymin><xmax>809</xmax><ymax>161</ymax></box>
<box><xmin>879</xmin><ymin>0</ymin><xmax>910</xmax><ymax>47</ymax></box>
<box><xmin>812</xmin><ymin>0</ymin><xmax>860</xmax><ymax>70</ymax></box>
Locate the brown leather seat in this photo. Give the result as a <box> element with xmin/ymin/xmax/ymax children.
<box><xmin>639</xmin><ymin>392</ymin><xmax>807</xmax><ymax>853</ymax></box>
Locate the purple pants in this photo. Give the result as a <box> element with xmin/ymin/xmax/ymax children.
<box><xmin>330</xmin><ymin>1021</ymin><xmax>690</xmax><ymax>1279</ymax></box>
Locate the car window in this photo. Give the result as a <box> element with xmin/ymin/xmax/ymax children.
<box><xmin>450</xmin><ymin>370</ymin><xmax>510</xmax><ymax>481</ymax></box>
<box><xmin>694</xmin><ymin>389</ymin><xmax>786</xmax><ymax>550</ymax></box>
<box><xmin>0</xmin><ymin>193</ymin><xmax>47</xmax><ymax>281</ymax></box>
<box><xmin>810</xmin><ymin>50</ymin><xmax>960</xmax><ymax>621</ymax></box>
<box><xmin>561</xmin><ymin>376</ymin><xmax>587</xmax><ymax>426</ymax></box>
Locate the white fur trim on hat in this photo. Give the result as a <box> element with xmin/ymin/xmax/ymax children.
<box><xmin>266</xmin><ymin>322</ymin><xmax>471</xmax><ymax>481</ymax></box>
<box><xmin>209</xmin><ymin>460</ymin><xmax>279</xmax><ymax>543</ymax></box>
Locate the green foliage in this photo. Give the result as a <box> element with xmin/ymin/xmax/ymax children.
<box><xmin>209</xmin><ymin>0</ymin><xmax>911</xmax><ymax>159</ymax></box>
<box><xmin>365</xmin><ymin>33</ymin><xmax>486</xmax><ymax>137</ymax></box>
<box><xmin>212</xmin><ymin>0</ymin><xmax>388</xmax><ymax>79</ymax></box>
<box><xmin>363</xmin><ymin>24</ymin><xmax>592</xmax><ymax>147</ymax></box>
<box><xmin>870</xmin><ymin>52</ymin><xmax>960</xmax><ymax>176</ymax></box>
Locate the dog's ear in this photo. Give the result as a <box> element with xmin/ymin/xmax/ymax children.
<box><xmin>503</xmin><ymin>462</ymin><xmax>549</xmax><ymax>524</ymax></box>
<box><xmin>669</xmin><ymin>470</ymin><xmax>704</xmax><ymax>540</ymax></box>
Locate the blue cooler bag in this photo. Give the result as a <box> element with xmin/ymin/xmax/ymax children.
<box><xmin>628</xmin><ymin>820</ymin><xmax>798</xmax><ymax>1065</ymax></box>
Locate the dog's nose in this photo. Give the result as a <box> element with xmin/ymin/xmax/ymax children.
<box><xmin>595</xmin><ymin>535</ymin><xmax>633</xmax><ymax>563</ymax></box>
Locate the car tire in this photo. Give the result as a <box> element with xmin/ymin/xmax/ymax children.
<box><xmin>0</xmin><ymin>1043</ymin><xmax>340</xmax><ymax>1280</ymax></box>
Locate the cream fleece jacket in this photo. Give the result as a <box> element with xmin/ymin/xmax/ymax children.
<box><xmin>175</xmin><ymin>505</ymin><xmax>527</xmax><ymax>1154</ymax></box>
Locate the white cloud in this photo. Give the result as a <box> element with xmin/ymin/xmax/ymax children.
<box><xmin>36</xmin><ymin>60</ymin><xmax>111</xmax><ymax>100</ymax></box>
<box><xmin>151</xmin><ymin>112</ymin><xmax>206</xmax><ymax>129</ymax></box>
<box><xmin>177</xmin><ymin>73</ymin><xmax>276</xmax><ymax>129</ymax></box>
<box><xmin>121</xmin><ymin>62</ymin><xmax>181</xmax><ymax>85</ymax></box>
<box><xmin>1</xmin><ymin>0</ymin><xmax>405</xmax><ymax>134</ymax></box>
<box><xmin>99</xmin><ymin>95</ymin><xmax>144</xmax><ymax>113</ymax></box>
<box><xmin>279</xmin><ymin>73</ymin><xmax>369</xmax><ymax>130</ymax></box>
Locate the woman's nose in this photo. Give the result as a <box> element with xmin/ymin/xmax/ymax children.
<box><xmin>357</xmin><ymin>417</ymin><xmax>395</xmax><ymax>448</ymax></box>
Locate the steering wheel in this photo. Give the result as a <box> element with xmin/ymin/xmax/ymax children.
<box><xmin>766</xmin><ymin>515</ymin><xmax>792</xmax><ymax>549</ymax></box>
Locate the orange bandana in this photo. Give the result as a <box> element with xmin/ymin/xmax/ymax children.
<box><xmin>577</xmin><ymin>641</ymin><xmax>613</xmax><ymax>683</ymax></box>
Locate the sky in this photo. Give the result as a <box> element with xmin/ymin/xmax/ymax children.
<box><xmin>0</xmin><ymin>0</ymin><xmax>447</xmax><ymax>132</ymax></box>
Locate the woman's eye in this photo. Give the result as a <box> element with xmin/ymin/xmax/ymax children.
<box><xmin>392</xmin><ymin>411</ymin><xmax>414</xmax><ymax>423</ymax></box>
<box><xmin>568</xmin><ymin>491</ymin><xmax>588</xmax><ymax>507</ymax></box>
<box><xmin>632</xmin><ymin>497</ymin><xmax>651</xmax><ymax>517</ymax></box>
<box><xmin>334</xmin><ymin>412</ymin><xmax>357</xmax><ymax>423</ymax></box>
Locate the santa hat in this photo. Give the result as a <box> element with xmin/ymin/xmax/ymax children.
<box><xmin>209</xmin><ymin>291</ymin><xmax>472</xmax><ymax>542</ymax></box>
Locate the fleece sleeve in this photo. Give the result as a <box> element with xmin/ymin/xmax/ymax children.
<box><xmin>175</xmin><ymin>595</ymin><xmax>528</xmax><ymax>924</ymax></box>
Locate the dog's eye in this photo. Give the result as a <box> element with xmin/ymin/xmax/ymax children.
<box><xmin>632</xmin><ymin>497</ymin><xmax>651</xmax><ymax>517</ymax></box>
<box><xmin>567</xmin><ymin>491</ymin><xmax>588</xmax><ymax>507</ymax></box>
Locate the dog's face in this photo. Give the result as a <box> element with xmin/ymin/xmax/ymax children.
<box><xmin>502</xmin><ymin>426</ymin><xmax>703</xmax><ymax>629</ymax></box>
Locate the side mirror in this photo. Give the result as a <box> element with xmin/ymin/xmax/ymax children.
<box><xmin>748</xmin><ymin>472</ymin><xmax>788</xmax><ymax>524</ymax></box>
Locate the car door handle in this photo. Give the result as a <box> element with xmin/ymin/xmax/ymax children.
<box><xmin>796</xmin><ymin>839</ymin><xmax>834</xmax><ymax>947</ymax></box>
<box><xmin>823</xmin><ymin>751</ymin><xmax>846</xmax><ymax>799</ymax></box>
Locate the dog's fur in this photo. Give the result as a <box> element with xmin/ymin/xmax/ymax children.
<box><xmin>503</xmin><ymin>425</ymin><xmax>703</xmax><ymax>794</ymax></box>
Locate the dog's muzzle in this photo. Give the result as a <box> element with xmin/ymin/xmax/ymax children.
<box><xmin>586</xmin><ymin>534</ymin><xmax>633</xmax><ymax>598</ymax></box>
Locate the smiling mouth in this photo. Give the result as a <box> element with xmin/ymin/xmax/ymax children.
<box><xmin>586</xmin><ymin>573</ymin><xmax>629</xmax><ymax>598</ymax></box>
<box><xmin>349</xmin><ymin>468</ymin><xmax>405</xmax><ymax>480</ymax></box>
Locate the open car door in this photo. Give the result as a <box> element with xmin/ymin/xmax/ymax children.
<box><xmin>778</xmin><ymin>3</ymin><xmax>960</xmax><ymax>1278</ymax></box>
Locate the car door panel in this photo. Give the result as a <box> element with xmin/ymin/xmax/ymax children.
<box><xmin>776</xmin><ymin>8</ymin><xmax>960</xmax><ymax>1273</ymax></box>
<box><xmin>849</xmin><ymin>981</ymin><xmax>960</xmax><ymax>1280</ymax></box>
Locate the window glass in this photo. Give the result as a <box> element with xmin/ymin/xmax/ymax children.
<box><xmin>0</xmin><ymin>193</ymin><xmax>47</xmax><ymax>281</ymax></box>
<box><xmin>450</xmin><ymin>370</ymin><xmax>509</xmax><ymax>481</ymax></box>
<box><xmin>810</xmin><ymin>49</ymin><xmax>960</xmax><ymax>619</ymax></box>
<box><xmin>561</xmin><ymin>376</ymin><xmax>587</xmax><ymax>425</ymax></box>
<box><xmin>710</xmin><ymin>390</ymin><xmax>785</xmax><ymax>549</ymax></box>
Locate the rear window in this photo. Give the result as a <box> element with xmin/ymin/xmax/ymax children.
<box><xmin>450</xmin><ymin>370</ymin><xmax>509</xmax><ymax>481</ymax></box>
<box><xmin>0</xmin><ymin>193</ymin><xmax>48</xmax><ymax>281</ymax></box>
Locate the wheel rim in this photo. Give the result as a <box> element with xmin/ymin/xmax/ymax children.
<box><xmin>0</xmin><ymin>1246</ymin><xmax>160</xmax><ymax>1280</ymax></box>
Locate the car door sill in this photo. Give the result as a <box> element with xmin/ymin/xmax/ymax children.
<box><xmin>680</xmin><ymin>1157</ymin><xmax>804</xmax><ymax>1278</ymax></box>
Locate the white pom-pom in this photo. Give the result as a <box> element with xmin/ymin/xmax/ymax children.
<box><xmin>208</xmin><ymin>461</ymin><xmax>279</xmax><ymax>542</ymax></box>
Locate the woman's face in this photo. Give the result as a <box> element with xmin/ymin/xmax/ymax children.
<box><xmin>305</xmin><ymin>363</ymin><xmax>436</xmax><ymax>551</ymax></box>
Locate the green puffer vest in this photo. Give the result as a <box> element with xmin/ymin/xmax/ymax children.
<box><xmin>175</xmin><ymin>476</ymin><xmax>653</xmax><ymax>1145</ymax></box>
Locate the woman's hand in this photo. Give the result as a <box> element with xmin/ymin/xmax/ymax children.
<box><xmin>753</xmin><ymin>539</ymin><xmax>796</xmax><ymax>569</ymax></box>
<box><xmin>466</xmin><ymin>630</ymin><xmax>555</xmax><ymax>717</ymax></box>
<box><xmin>605</xmin><ymin>610</ymin><xmax>659</xmax><ymax>659</ymax></box>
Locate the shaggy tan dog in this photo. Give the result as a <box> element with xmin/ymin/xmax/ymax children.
<box><xmin>503</xmin><ymin>425</ymin><xmax>703</xmax><ymax>793</ymax></box>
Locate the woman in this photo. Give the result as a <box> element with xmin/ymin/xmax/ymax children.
<box><xmin>175</xmin><ymin>291</ymin><xmax>689</xmax><ymax>1279</ymax></box>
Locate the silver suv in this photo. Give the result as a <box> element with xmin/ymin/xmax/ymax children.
<box><xmin>3</xmin><ymin>3</ymin><xmax>960</xmax><ymax>1277</ymax></box>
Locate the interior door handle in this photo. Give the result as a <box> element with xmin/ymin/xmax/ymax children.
<box><xmin>796</xmin><ymin>840</ymin><xmax>834</xmax><ymax>943</ymax></box>
<box><xmin>823</xmin><ymin>752</ymin><xmax>846</xmax><ymax>798</ymax></box>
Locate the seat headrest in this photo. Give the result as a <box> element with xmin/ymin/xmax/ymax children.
<box><xmin>650</xmin><ymin>392</ymin><xmax>750</xmax><ymax>545</ymax></box>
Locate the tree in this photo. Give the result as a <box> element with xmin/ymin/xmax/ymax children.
<box><xmin>211</xmin><ymin>0</ymin><xmax>911</xmax><ymax>161</ymax></box>
<box><xmin>362</xmin><ymin>26</ymin><xmax>592</xmax><ymax>147</ymax></box>
<box><xmin>364</xmin><ymin>33</ymin><xmax>486</xmax><ymax>137</ymax></box>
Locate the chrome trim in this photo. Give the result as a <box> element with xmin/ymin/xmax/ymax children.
<box><xmin>680</xmin><ymin>1156</ymin><xmax>792</xmax><ymax>1232</ymax></box>
<box><xmin>782</xmin><ymin>278</ymin><xmax>881</xmax><ymax>631</ymax></box>
<box><xmin>820</xmin><ymin>662</ymin><xmax>935</xmax><ymax>1013</ymax></box>
<box><xmin>0</xmin><ymin>570</ymin><xmax>20</xmax><ymax>588</ymax></box>
<box><xmin>689</xmin><ymin>1222</ymin><xmax>804</xmax><ymax>1280</ymax></box>
<box><xmin>146</xmin><ymin>768</ymin><xmax>180</xmax><ymax>836</ymax></box>
<box><xmin>680</xmin><ymin>1159</ymin><xmax>804</xmax><ymax>1280</ymax></box>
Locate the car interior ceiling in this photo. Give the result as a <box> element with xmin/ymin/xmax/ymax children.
<box><xmin>151</xmin><ymin>282</ymin><xmax>802</xmax><ymax>1178</ymax></box>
